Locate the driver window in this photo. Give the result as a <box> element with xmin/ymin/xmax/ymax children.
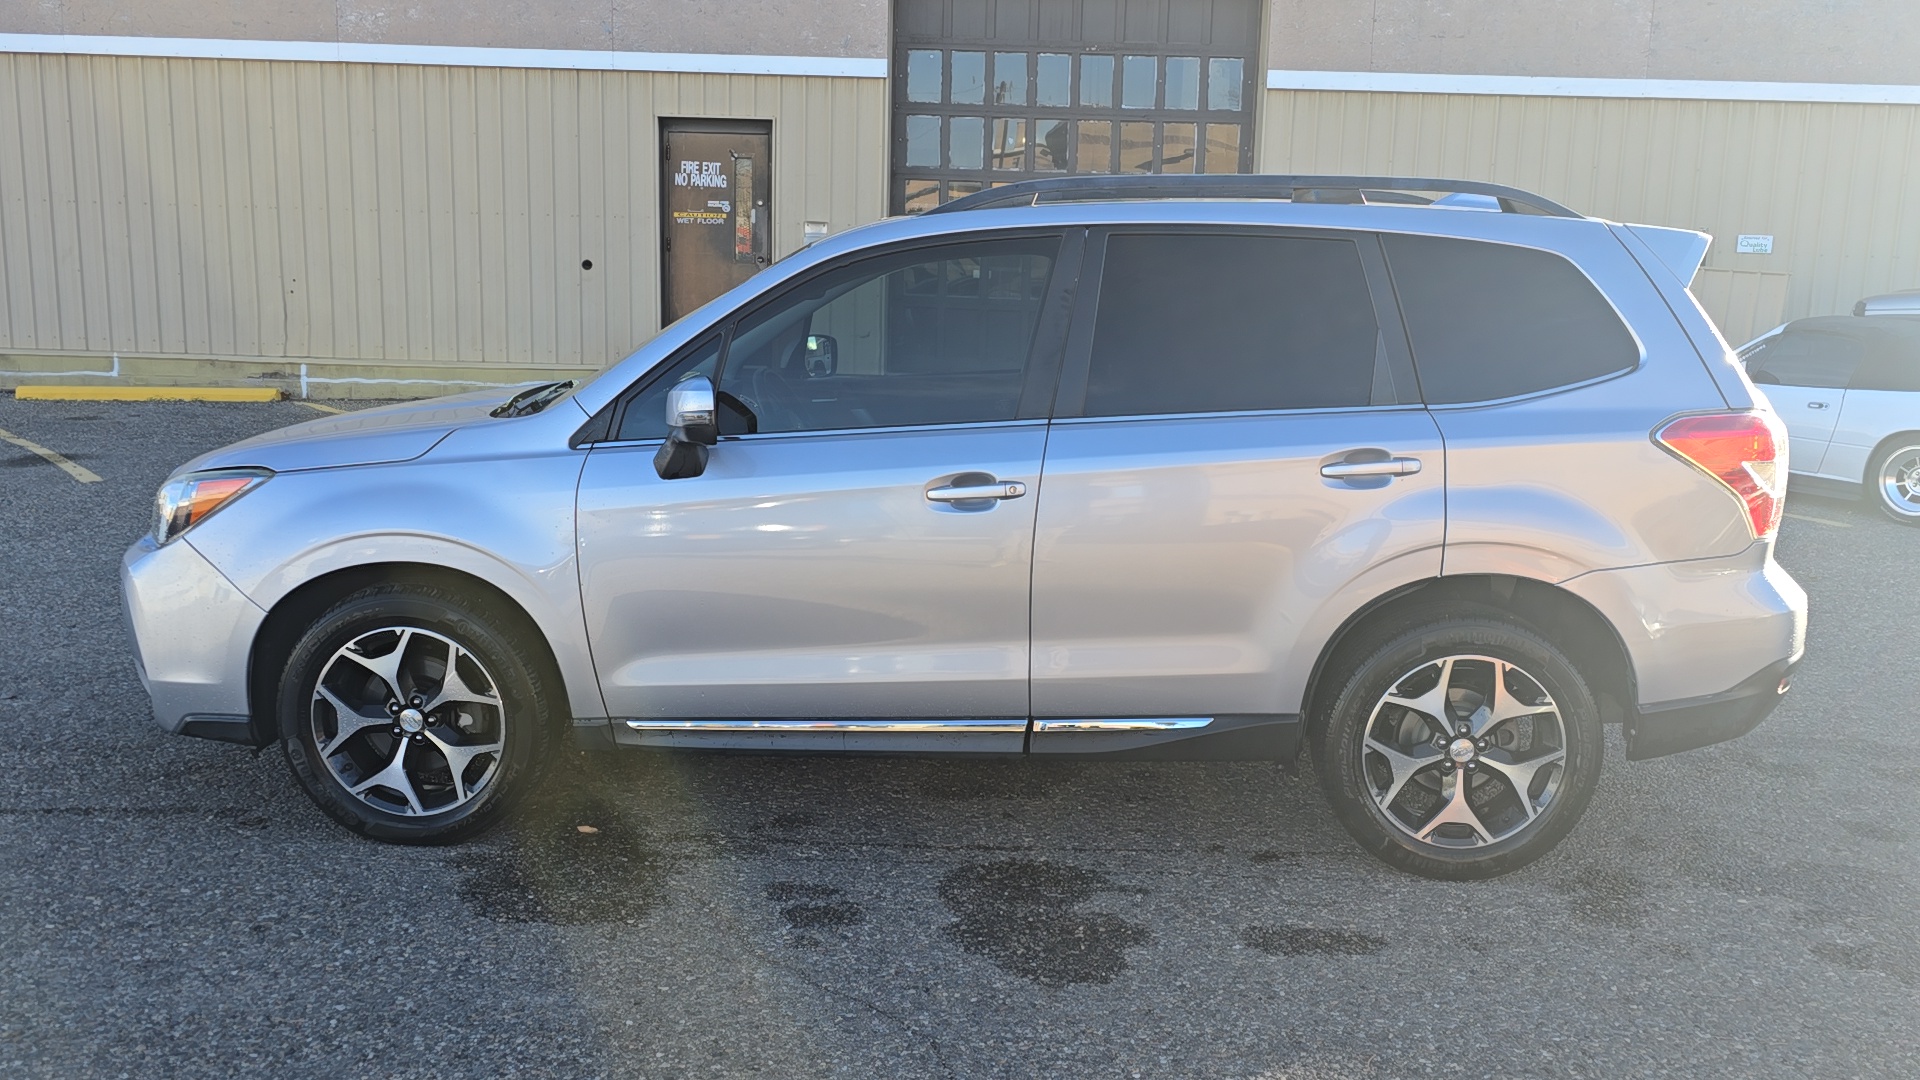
<box><xmin>717</xmin><ymin>236</ymin><xmax>1058</xmax><ymax>433</ymax></box>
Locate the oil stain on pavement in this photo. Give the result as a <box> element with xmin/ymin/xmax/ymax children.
<box><xmin>1809</xmin><ymin>940</ymin><xmax>1918</xmax><ymax>986</ymax></box>
<box><xmin>1548</xmin><ymin>868</ymin><xmax>1648</xmax><ymax>928</ymax></box>
<box><xmin>451</xmin><ymin>789</ymin><xmax>668</xmax><ymax>924</ymax></box>
<box><xmin>767</xmin><ymin>881</ymin><xmax>867</xmax><ymax>935</ymax></box>
<box><xmin>938</xmin><ymin>859</ymin><xmax>1149</xmax><ymax>987</ymax></box>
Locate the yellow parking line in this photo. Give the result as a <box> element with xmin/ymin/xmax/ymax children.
<box><xmin>1784</xmin><ymin>511</ymin><xmax>1851</xmax><ymax>527</ymax></box>
<box><xmin>298</xmin><ymin>401</ymin><xmax>346</xmax><ymax>414</ymax></box>
<box><xmin>0</xmin><ymin>426</ymin><xmax>103</xmax><ymax>484</ymax></box>
<box><xmin>14</xmin><ymin>385</ymin><xmax>283</xmax><ymax>402</ymax></box>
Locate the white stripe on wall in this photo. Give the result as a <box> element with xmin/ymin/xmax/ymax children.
<box><xmin>0</xmin><ymin>32</ymin><xmax>888</xmax><ymax>79</ymax></box>
<box><xmin>1267</xmin><ymin>68</ymin><xmax>1920</xmax><ymax>105</ymax></box>
<box><xmin>7</xmin><ymin>34</ymin><xmax>1917</xmax><ymax>102</ymax></box>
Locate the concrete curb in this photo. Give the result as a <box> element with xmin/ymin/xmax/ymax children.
<box><xmin>13</xmin><ymin>385</ymin><xmax>285</xmax><ymax>402</ymax></box>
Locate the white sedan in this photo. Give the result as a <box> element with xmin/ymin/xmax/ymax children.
<box><xmin>1740</xmin><ymin>314</ymin><xmax>1920</xmax><ymax>522</ymax></box>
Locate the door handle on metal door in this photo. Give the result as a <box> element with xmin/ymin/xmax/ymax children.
<box><xmin>1320</xmin><ymin>457</ymin><xmax>1423</xmax><ymax>479</ymax></box>
<box><xmin>926</xmin><ymin>480</ymin><xmax>1027</xmax><ymax>502</ymax></box>
<box><xmin>1808</xmin><ymin>401</ymin><xmax>1829</xmax><ymax>409</ymax></box>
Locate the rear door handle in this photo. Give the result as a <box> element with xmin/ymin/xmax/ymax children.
<box><xmin>1320</xmin><ymin>457</ymin><xmax>1423</xmax><ymax>479</ymax></box>
<box><xmin>1807</xmin><ymin>401</ymin><xmax>1829</xmax><ymax>409</ymax></box>
<box><xmin>926</xmin><ymin>480</ymin><xmax>1027</xmax><ymax>502</ymax></box>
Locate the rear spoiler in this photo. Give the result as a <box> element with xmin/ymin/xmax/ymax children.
<box><xmin>1619</xmin><ymin>224</ymin><xmax>1712</xmax><ymax>285</ymax></box>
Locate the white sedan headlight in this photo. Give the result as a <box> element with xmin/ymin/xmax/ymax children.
<box><xmin>152</xmin><ymin>469</ymin><xmax>271</xmax><ymax>545</ymax></box>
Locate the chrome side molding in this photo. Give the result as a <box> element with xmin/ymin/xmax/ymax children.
<box><xmin>1030</xmin><ymin>718</ymin><xmax>1213</xmax><ymax>732</ymax></box>
<box><xmin>622</xmin><ymin>718</ymin><xmax>1028</xmax><ymax>734</ymax></box>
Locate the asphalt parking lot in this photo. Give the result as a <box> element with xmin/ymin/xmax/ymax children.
<box><xmin>2</xmin><ymin>395</ymin><xmax>1917</xmax><ymax>1079</ymax></box>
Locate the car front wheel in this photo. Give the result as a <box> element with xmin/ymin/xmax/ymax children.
<box><xmin>1313</xmin><ymin>608</ymin><xmax>1604</xmax><ymax>880</ymax></box>
<box><xmin>278</xmin><ymin>583</ymin><xmax>558</xmax><ymax>844</ymax></box>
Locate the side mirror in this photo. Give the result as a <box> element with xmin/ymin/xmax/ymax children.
<box><xmin>665</xmin><ymin>375</ymin><xmax>718</xmax><ymax>443</ymax></box>
<box><xmin>803</xmin><ymin>334</ymin><xmax>838</xmax><ymax>378</ymax></box>
<box><xmin>654</xmin><ymin>375</ymin><xmax>717</xmax><ymax>480</ymax></box>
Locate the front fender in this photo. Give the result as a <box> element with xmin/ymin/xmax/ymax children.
<box><xmin>183</xmin><ymin>450</ymin><xmax>605</xmax><ymax>721</ymax></box>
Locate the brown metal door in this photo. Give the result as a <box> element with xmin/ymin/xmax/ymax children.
<box><xmin>661</xmin><ymin>120</ymin><xmax>772</xmax><ymax>325</ymax></box>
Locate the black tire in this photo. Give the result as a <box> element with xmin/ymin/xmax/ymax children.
<box><xmin>1311</xmin><ymin>605</ymin><xmax>1603</xmax><ymax>880</ymax></box>
<box><xmin>1866</xmin><ymin>439</ymin><xmax>1920</xmax><ymax>524</ymax></box>
<box><xmin>278</xmin><ymin>583</ymin><xmax>559</xmax><ymax>844</ymax></box>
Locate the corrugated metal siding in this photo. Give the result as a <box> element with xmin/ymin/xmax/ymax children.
<box><xmin>1260</xmin><ymin>89</ymin><xmax>1920</xmax><ymax>345</ymax></box>
<box><xmin>1692</xmin><ymin>268</ymin><xmax>1792</xmax><ymax>346</ymax></box>
<box><xmin>0</xmin><ymin>52</ymin><xmax>888</xmax><ymax>368</ymax></box>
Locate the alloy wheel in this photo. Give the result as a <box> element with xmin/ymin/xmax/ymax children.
<box><xmin>1359</xmin><ymin>654</ymin><xmax>1568</xmax><ymax>849</ymax></box>
<box><xmin>1877</xmin><ymin>445</ymin><xmax>1920</xmax><ymax>518</ymax></box>
<box><xmin>310</xmin><ymin>626</ymin><xmax>507</xmax><ymax>817</ymax></box>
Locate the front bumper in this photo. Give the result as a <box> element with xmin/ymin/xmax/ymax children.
<box><xmin>121</xmin><ymin>535</ymin><xmax>268</xmax><ymax>738</ymax></box>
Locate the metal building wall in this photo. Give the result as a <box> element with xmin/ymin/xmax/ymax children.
<box><xmin>0</xmin><ymin>52</ymin><xmax>887</xmax><ymax>381</ymax></box>
<box><xmin>1260</xmin><ymin>89</ymin><xmax>1920</xmax><ymax>344</ymax></box>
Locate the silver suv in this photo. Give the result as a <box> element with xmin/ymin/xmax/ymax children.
<box><xmin>122</xmin><ymin>175</ymin><xmax>1806</xmax><ymax>879</ymax></box>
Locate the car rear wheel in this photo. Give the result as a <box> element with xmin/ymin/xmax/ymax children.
<box><xmin>1869</xmin><ymin>441</ymin><xmax>1920</xmax><ymax>524</ymax></box>
<box><xmin>1312</xmin><ymin>608</ymin><xmax>1603</xmax><ymax>880</ymax></box>
<box><xmin>278</xmin><ymin>583</ymin><xmax>558</xmax><ymax>844</ymax></box>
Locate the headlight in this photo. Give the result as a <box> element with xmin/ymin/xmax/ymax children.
<box><xmin>152</xmin><ymin>469</ymin><xmax>271</xmax><ymax>545</ymax></box>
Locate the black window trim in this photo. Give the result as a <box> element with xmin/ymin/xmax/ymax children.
<box><xmin>577</xmin><ymin>227</ymin><xmax>1087</xmax><ymax>446</ymax></box>
<box><xmin>1377</xmin><ymin>229</ymin><xmax>1648</xmax><ymax>411</ymax></box>
<box><xmin>706</xmin><ymin>416</ymin><xmax>1054</xmax><ymax>446</ymax></box>
<box><xmin>1051</xmin><ymin>224</ymin><xmax>1421</xmax><ymax>421</ymax></box>
<box><xmin>599</xmin><ymin>327</ymin><xmax>731</xmax><ymax>445</ymax></box>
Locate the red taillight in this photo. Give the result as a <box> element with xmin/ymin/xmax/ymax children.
<box><xmin>1655</xmin><ymin>411</ymin><xmax>1786</xmax><ymax>539</ymax></box>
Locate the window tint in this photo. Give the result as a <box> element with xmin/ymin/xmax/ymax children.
<box><xmin>717</xmin><ymin>237</ymin><xmax>1057</xmax><ymax>433</ymax></box>
<box><xmin>1846</xmin><ymin>324</ymin><xmax>1920</xmax><ymax>392</ymax></box>
<box><xmin>1083</xmin><ymin>233</ymin><xmax>1381</xmax><ymax>417</ymax></box>
<box><xmin>1383</xmin><ymin>235</ymin><xmax>1639</xmax><ymax>405</ymax></box>
<box><xmin>1743</xmin><ymin>331</ymin><xmax>1862</xmax><ymax>389</ymax></box>
<box><xmin>614</xmin><ymin>336</ymin><xmax>721</xmax><ymax>441</ymax></box>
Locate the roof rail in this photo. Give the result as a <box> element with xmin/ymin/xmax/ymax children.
<box><xmin>926</xmin><ymin>174</ymin><xmax>1583</xmax><ymax>219</ymax></box>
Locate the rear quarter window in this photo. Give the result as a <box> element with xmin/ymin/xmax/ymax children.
<box><xmin>1383</xmin><ymin>234</ymin><xmax>1640</xmax><ymax>405</ymax></box>
<box><xmin>1847</xmin><ymin>322</ymin><xmax>1920</xmax><ymax>392</ymax></box>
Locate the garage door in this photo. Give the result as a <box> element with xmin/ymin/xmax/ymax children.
<box><xmin>892</xmin><ymin>0</ymin><xmax>1262</xmax><ymax>213</ymax></box>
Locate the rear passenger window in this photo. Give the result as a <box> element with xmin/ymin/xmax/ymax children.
<box><xmin>1082</xmin><ymin>233</ymin><xmax>1382</xmax><ymax>417</ymax></box>
<box><xmin>1383</xmin><ymin>235</ymin><xmax>1639</xmax><ymax>405</ymax></box>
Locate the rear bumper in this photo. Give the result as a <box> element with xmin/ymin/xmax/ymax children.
<box><xmin>1561</xmin><ymin>540</ymin><xmax>1806</xmax><ymax>757</ymax></box>
<box><xmin>121</xmin><ymin>535</ymin><xmax>268</xmax><ymax>740</ymax></box>
<box><xmin>1627</xmin><ymin>656</ymin><xmax>1796</xmax><ymax>760</ymax></box>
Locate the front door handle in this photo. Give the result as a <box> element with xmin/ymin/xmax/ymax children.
<box><xmin>1807</xmin><ymin>401</ymin><xmax>1829</xmax><ymax>410</ymax></box>
<box><xmin>926</xmin><ymin>480</ymin><xmax>1027</xmax><ymax>502</ymax></box>
<box><xmin>1320</xmin><ymin>457</ymin><xmax>1423</xmax><ymax>479</ymax></box>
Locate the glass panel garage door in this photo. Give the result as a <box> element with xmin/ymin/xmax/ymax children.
<box><xmin>892</xmin><ymin>0</ymin><xmax>1262</xmax><ymax>213</ymax></box>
